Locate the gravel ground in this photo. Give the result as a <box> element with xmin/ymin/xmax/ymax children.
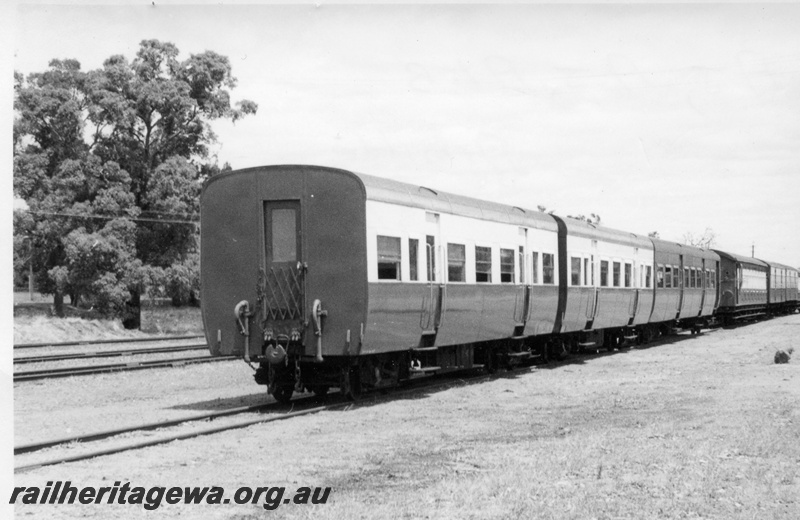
<box><xmin>11</xmin><ymin>314</ymin><xmax>800</xmax><ymax>519</ymax></box>
<box><xmin>14</xmin><ymin>361</ymin><xmax>264</xmax><ymax>447</ymax></box>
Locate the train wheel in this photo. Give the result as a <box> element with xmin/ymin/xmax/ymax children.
<box><xmin>484</xmin><ymin>352</ymin><xmax>497</xmax><ymax>374</ymax></box>
<box><xmin>604</xmin><ymin>331</ymin><xmax>616</xmax><ymax>353</ymax></box>
<box><xmin>342</xmin><ymin>366</ymin><xmax>362</xmax><ymax>401</ymax></box>
<box><xmin>552</xmin><ymin>340</ymin><xmax>569</xmax><ymax>361</ymax></box>
<box><xmin>273</xmin><ymin>385</ymin><xmax>294</xmax><ymax>404</ymax></box>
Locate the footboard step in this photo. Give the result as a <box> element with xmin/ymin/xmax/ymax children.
<box><xmin>507</xmin><ymin>351</ymin><xmax>532</xmax><ymax>358</ymax></box>
<box><xmin>410</xmin><ymin>366</ymin><xmax>441</xmax><ymax>373</ymax></box>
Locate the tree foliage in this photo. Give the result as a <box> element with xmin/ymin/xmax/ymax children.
<box><xmin>14</xmin><ymin>40</ymin><xmax>257</xmax><ymax>323</ymax></box>
<box><xmin>566</xmin><ymin>213</ymin><xmax>602</xmax><ymax>225</ymax></box>
<box><xmin>682</xmin><ymin>228</ymin><xmax>717</xmax><ymax>249</ymax></box>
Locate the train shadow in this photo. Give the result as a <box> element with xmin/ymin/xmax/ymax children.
<box><xmin>525</xmin><ymin>330</ymin><xmax>709</xmax><ymax>371</ymax></box>
<box><xmin>169</xmin><ymin>330</ymin><xmax>716</xmax><ymax>413</ymax></box>
<box><xmin>168</xmin><ymin>392</ymin><xmax>273</xmax><ymax>411</ymax></box>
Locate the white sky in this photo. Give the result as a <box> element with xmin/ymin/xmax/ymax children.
<box><xmin>7</xmin><ymin>2</ymin><xmax>800</xmax><ymax>266</ymax></box>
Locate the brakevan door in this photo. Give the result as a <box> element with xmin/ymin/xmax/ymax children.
<box><xmin>261</xmin><ymin>201</ymin><xmax>305</xmax><ymax>335</ymax></box>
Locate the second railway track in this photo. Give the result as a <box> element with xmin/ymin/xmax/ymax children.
<box><xmin>14</xmin><ymin>343</ymin><xmax>208</xmax><ymax>364</ymax></box>
<box><xmin>14</xmin><ymin>334</ymin><xmax>205</xmax><ymax>350</ymax></box>
<box><xmin>14</xmin><ymin>354</ymin><xmax>236</xmax><ymax>382</ymax></box>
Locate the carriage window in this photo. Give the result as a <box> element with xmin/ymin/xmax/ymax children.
<box><xmin>448</xmin><ymin>243</ymin><xmax>466</xmax><ymax>282</ymax></box>
<box><xmin>532</xmin><ymin>252</ymin><xmax>539</xmax><ymax>284</ymax></box>
<box><xmin>475</xmin><ymin>246</ymin><xmax>492</xmax><ymax>283</ymax></box>
<box><xmin>409</xmin><ymin>239</ymin><xmax>419</xmax><ymax>281</ymax></box>
<box><xmin>500</xmin><ymin>248</ymin><xmax>515</xmax><ymax>283</ymax></box>
<box><xmin>584</xmin><ymin>259</ymin><xmax>589</xmax><ymax>286</ymax></box>
<box><xmin>426</xmin><ymin>235</ymin><xmax>436</xmax><ymax>282</ymax></box>
<box><xmin>624</xmin><ymin>263</ymin><xmax>632</xmax><ymax>288</ymax></box>
<box><xmin>543</xmin><ymin>253</ymin><xmax>555</xmax><ymax>285</ymax></box>
<box><xmin>646</xmin><ymin>266</ymin><xmax>652</xmax><ymax>288</ymax></box>
<box><xmin>518</xmin><ymin>246</ymin><xmax>525</xmax><ymax>284</ymax></box>
<box><xmin>684</xmin><ymin>268</ymin><xmax>689</xmax><ymax>288</ymax></box>
<box><xmin>665</xmin><ymin>266</ymin><xmax>672</xmax><ymax>288</ymax></box>
<box><xmin>711</xmin><ymin>270</ymin><xmax>716</xmax><ymax>289</ymax></box>
<box><xmin>600</xmin><ymin>260</ymin><xmax>609</xmax><ymax>287</ymax></box>
<box><xmin>269</xmin><ymin>208</ymin><xmax>298</xmax><ymax>263</ymax></box>
<box><xmin>571</xmin><ymin>257</ymin><xmax>582</xmax><ymax>286</ymax></box>
<box><xmin>705</xmin><ymin>269</ymin><xmax>710</xmax><ymax>289</ymax></box>
<box><xmin>613</xmin><ymin>262</ymin><xmax>621</xmax><ymax>287</ymax></box>
<box><xmin>657</xmin><ymin>266</ymin><xmax>664</xmax><ymax>288</ymax></box>
<box><xmin>377</xmin><ymin>235</ymin><xmax>401</xmax><ymax>280</ymax></box>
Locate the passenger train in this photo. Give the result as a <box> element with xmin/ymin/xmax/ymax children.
<box><xmin>200</xmin><ymin>165</ymin><xmax>799</xmax><ymax>402</ymax></box>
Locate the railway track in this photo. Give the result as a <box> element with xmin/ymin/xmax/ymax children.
<box><xmin>13</xmin><ymin>329</ymin><xmax>708</xmax><ymax>472</ymax></box>
<box><xmin>14</xmin><ymin>398</ymin><xmax>336</xmax><ymax>473</ymax></box>
<box><xmin>13</xmin><ymin>343</ymin><xmax>208</xmax><ymax>364</ymax></box>
<box><xmin>14</xmin><ymin>369</ymin><xmax>496</xmax><ymax>473</ymax></box>
<box><xmin>13</xmin><ymin>354</ymin><xmax>236</xmax><ymax>382</ymax></box>
<box><xmin>16</xmin><ymin>401</ymin><xmax>288</xmax><ymax>456</ymax></box>
<box><xmin>14</xmin><ymin>334</ymin><xmax>204</xmax><ymax>350</ymax></box>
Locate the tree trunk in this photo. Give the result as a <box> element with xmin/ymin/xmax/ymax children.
<box><xmin>53</xmin><ymin>291</ymin><xmax>65</xmax><ymax>318</ymax></box>
<box><xmin>123</xmin><ymin>290</ymin><xmax>142</xmax><ymax>330</ymax></box>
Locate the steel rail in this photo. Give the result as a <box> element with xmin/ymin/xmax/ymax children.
<box><xmin>14</xmin><ymin>334</ymin><xmax>204</xmax><ymax>350</ymax></box>
<box><xmin>13</xmin><ymin>369</ymin><xmax>505</xmax><ymax>473</ymax></box>
<box><xmin>13</xmin><ymin>328</ymin><xmax>714</xmax><ymax>472</ymax></box>
<box><xmin>14</xmin><ymin>343</ymin><xmax>208</xmax><ymax>364</ymax></box>
<box><xmin>13</xmin><ymin>355</ymin><xmax>235</xmax><ymax>382</ymax></box>
<box><xmin>14</xmin><ymin>401</ymin><xmax>337</xmax><ymax>473</ymax></box>
<box><xmin>15</xmin><ymin>400</ymin><xmax>295</xmax><ymax>455</ymax></box>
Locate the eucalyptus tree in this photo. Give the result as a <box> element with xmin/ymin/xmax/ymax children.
<box><xmin>14</xmin><ymin>40</ymin><xmax>257</xmax><ymax>325</ymax></box>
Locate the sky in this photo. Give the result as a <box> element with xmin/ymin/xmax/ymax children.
<box><xmin>8</xmin><ymin>2</ymin><xmax>800</xmax><ymax>266</ymax></box>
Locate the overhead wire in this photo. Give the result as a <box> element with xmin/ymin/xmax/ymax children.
<box><xmin>25</xmin><ymin>210</ymin><xmax>199</xmax><ymax>226</ymax></box>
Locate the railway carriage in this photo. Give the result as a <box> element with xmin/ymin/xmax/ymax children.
<box><xmin>555</xmin><ymin>218</ymin><xmax>654</xmax><ymax>349</ymax></box>
<box><xmin>201</xmin><ymin>165</ymin><xmax>797</xmax><ymax>402</ymax></box>
<box><xmin>713</xmin><ymin>250</ymin><xmax>769</xmax><ymax>322</ymax></box>
<box><xmin>759</xmin><ymin>260</ymin><xmax>799</xmax><ymax>314</ymax></box>
<box><xmin>650</xmin><ymin>240</ymin><xmax>719</xmax><ymax>331</ymax></box>
<box><xmin>201</xmin><ymin>165</ymin><xmax>566</xmax><ymax>401</ymax></box>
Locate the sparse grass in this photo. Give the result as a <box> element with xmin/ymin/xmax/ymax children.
<box><xmin>14</xmin><ymin>303</ymin><xmax>203</xmax><ymax>343</ymax></box>
<box><xmin>12</xmin><ymin>315</ymin><xmax>800</xmax><ymax>520</ymax></box>
<box><xmin>236</xmin><ymin>318</ymin><xmax>800</xmax><ymax>520</ymax></box>
<box><xmin>140</xmin><ymin>305</ymin><xmax>203</xmax><ymax>335</ymax></box>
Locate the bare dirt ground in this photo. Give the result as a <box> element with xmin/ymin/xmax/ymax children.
<box><xmin>12</xmin><ymin>314</ymin><xmax>800</xmax><ymax>519</ymax></box>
